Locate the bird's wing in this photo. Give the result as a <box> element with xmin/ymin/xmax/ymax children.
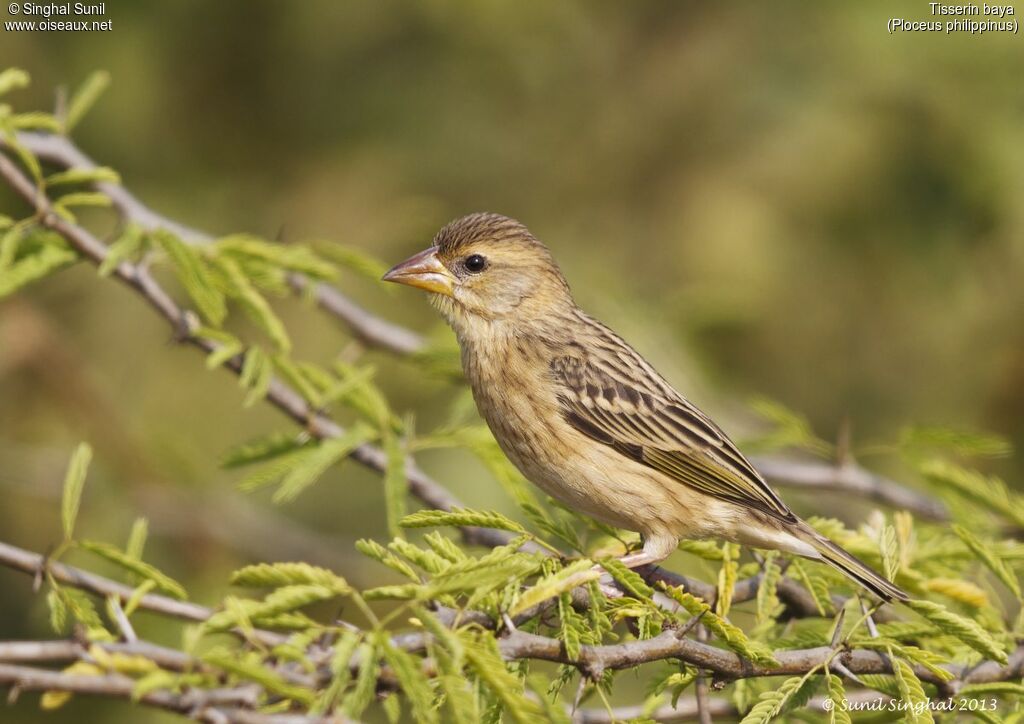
<box><xmin>550</xmin><ymin>344</ymin><xmax>795</xmax><ymax>522</ymax></box>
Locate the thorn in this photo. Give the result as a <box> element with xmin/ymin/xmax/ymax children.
<box><xmin>6</xmin><ymin>684</ymin><xmax>20</xmax><ymax>705</ymax></box>
<box><xmin>830</xmin><ymin>606</ymin><xmax>847</xmax><ymax>649</ymax></box>
<box><xmin>33</xmin><ymin>544</ymin><xmax>54</xmax><ymax>593</ymax></box>
<box><xmin>501</xmin><ymin>612</ymin><xmax>517</xmax><ymax>633</ymax></box>
<box><xmin>860</xmin><ymin>598</ymin><xmax>881</xmax><ymax>639</ymax></box>
<box><xmin>170</xmin><ymin>310</ymin><xmax>198</xmax><ymax>345</ymax></box>
<box><xmin>832</xmin><ymin>659</ymin><xmax>865</xmax><ymax>687</ymax></box>
<box><xmin>676</xmin><ymin>612</ymin><xmax>706</xmax><ymax>639</ymax></box>
<box><xmin>572</xmin><ymin>676</ymin><xmax>587</xmax><ymax>713</ymax></box>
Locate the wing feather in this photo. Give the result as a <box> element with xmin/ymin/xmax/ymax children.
<box><xmin>550</xmin><ymin>334</ymin><xmax>795</xmax><ymax>522</ymax></box>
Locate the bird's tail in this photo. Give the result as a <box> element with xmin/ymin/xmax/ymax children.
<box><xmin>797</xmin><ymin>526</ymin><xmax>909</xmax><ymax>603</ymax></box>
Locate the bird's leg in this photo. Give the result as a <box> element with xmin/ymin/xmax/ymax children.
<box><xmin>603</xmin><ymin>534</ymin><xmax>677</xmax><ymax>571</ymax></box>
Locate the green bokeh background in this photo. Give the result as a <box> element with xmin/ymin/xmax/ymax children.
<box><xmin>1</xmin><ymin>2</ymin><xmax>1023</xmax><ymax>721</ymax></box>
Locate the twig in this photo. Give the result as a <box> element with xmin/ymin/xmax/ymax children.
<box><xmin>0</xmin><ymin>540</ymin><xmax>211</xmax><ymax>623</ymax></box>
<box><xmin>0</xmin><ymin>663</ymin><xmax>326</xmax><ymax>724</ymax></box>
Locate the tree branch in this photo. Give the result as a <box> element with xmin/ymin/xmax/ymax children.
<box><xmin>498</xmin><ymin>628</ymin><xmax>1024</xmax><ymax>688</ymax></box>
<box><xmin>0</xmin><ymin>663</ymin><xmax>327</xmax><ymax>724</ymax></box>
<box><xmin>750</xmin><ymin>456</ymin><xmax>949</xmax><ymax>522</ymax></box>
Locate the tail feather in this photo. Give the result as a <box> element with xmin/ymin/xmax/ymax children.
<box><xmin>804</xmin><ymin>530</ymin><xmax>909</xmax><ymax>603</ymax></box>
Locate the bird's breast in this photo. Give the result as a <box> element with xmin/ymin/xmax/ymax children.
<box><xmin>460</xmin><ymin>332</ymin><xmax>565</xmax><ymax>475</ymax></box>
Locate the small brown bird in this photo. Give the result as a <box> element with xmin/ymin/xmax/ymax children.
<box><xmin>384</xmin><ymin>213</ymin><xmax>907</xmax><ymax>602</ymax></box>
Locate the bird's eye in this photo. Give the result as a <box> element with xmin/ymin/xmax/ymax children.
<box><xmin>463</xmin><ymin>254</ymin><xmax>487</xmax><ymax>273</ymax></box>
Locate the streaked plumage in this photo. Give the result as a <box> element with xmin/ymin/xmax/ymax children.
<box><xmin>384</xmin><ymin>213</ymin><xmax>907</xmax><ymax>602</ymax></box>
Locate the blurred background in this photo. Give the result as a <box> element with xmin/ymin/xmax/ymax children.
<box><xmin>2</xmin><ymin>1</ymin><xmax>1023</xmax><ymax>721</ymax></box>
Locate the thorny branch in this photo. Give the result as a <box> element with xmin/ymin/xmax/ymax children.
<box><xmin>2</xmin><ymin>536</ymin><xmax>1023</xmax><ymax>723</ymax></box>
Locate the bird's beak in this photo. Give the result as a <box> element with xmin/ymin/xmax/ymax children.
<box><xmin>382</xmin><ymin>246</ymin><xmax>455</xmax><ymax>297</ymax></box>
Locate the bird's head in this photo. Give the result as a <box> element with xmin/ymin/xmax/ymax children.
<box><xmin>383</xmin><ymin>213</ymin><xmax>572</xmax><ymax>332</ymax></box>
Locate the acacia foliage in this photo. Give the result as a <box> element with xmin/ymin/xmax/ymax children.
<box><xmin>2</xmin><ymin>68</ymin><xmax>1023</xmax><ymax>723</ymax></box>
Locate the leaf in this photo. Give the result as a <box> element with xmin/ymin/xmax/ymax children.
<box><xmin>755</xmin><ymin>552</ymin><xmax>784</xmax><ymax>629</ymax></box>
<box><xmin>343</xmin><ymin>642</ymin><xmax>379</xmax><ymax>718</ymax></box>
<box><xmin>2</xmin><ymin>127</ymin><xmax>42</xmax><ymax>181</ymax></box>
<box><xmin>205</xmin><ymin>586</ymin><xmax>337</xmax><ymax>631</ymax></box>
<box><xmin>311</xmin><ymin>630</ymin><xmax>361</xmax><ymax>715</ymax></box>
<box><xmin>61</xmin><ymin>442</ymin><xmax>93</xmax><ymax>541</ymax></box>
<box><xmin>52</xmin><ymin>585</ymin><xmax>105</xmax><ymax>633</ymax></box>
<box><xmin>745</xmin><ymin>396</ymin><xmax>832</xmax><ymax>456</ymax></box>
<box><xmin>825</xmin><ymin>673</ymin><xmax>853</xmax><ymax>724</ymax></box>
<box><xmin>236</xmin><ymin>445</ymin><xmax>320</xmax><ymax>493</ymax></box>
<box><xmin>891</xmin><ymin>653</ymin><xmax>933</xmax><ymax>724</ymax></box>
<box><xmin>953</xmin><ymin>525</ymin><xmax>1021</xmax><ymax>599</ymax></box>
<box><xmin>921</xmin><ymin>460</ymin><xmax>1024</xmax><ymax>529</ymax></box>
<box><xmin>464</xmin><ymin>637</ymin><xmax>545</xmax><ymax>724</ymax></box>
<box><xmin>853</xmin><ymin>640</ymin><xmax>953</xmax><ymax>682</ymax></box>
<box><xmin>738</xmin><ymin>674</ymin><xmax>808</xmax><ymax>724</ymax></box>
<box><xmin>899</xmin><ymin>426</ymin><xmax>1012</xmax><ymax>459</ymax></box>
<box><xmin>65</xmin><ymin>70</ymin><xmax>111</xmax><ymax>131</ymax></box>
<box><xmin>153</xmin><ymin>229</ymin><xmax>226</xmax><ymax>325</ymax></box>
<box><xmin>79</xmin><ymin>541</ymin><xmax>187</xmax><ymax>600</ymax></box>
<box><xmin>355</xmin><ymin>537</ymin><xmax>420</xmax><ymax>581</ymax></box>
<box><xmin>314</xmin><ymin>243</ymin><xmax>389</xmax><ymax>281</ymax></box>
<box><xmin>880</xmin><ymin>523</ymin><xmax>899</xmax><ymax>581</ymax></box>
<box><xmin>270</xmin><ymin>355</ymin><xmax>322</xmax><ymax>406</ymax></box>
<box><xmin>424</xmin><ymin>547</ymin><xmax>543</xmax><ymax>599</ymax></box>
<box><xmin>53</xmin><ymin>192</ymin><xmax>112</xmax><ymax>210</ymax></box>
<box><xmin>717</xmin><ymin>542</ymin><xmax>739</xmax><ymax>617</ymax></box>
<box><xmin>9</xmin><ymin>111</ymin><xmax>61</xmax><ymax>132</ymax></box>
<box><xmin>906</xmin><ymin>599</ymin><xmax>1008</xmax><ymax>664</ymax></box>
<box><xmin>660</xmin><ymin>585</ymin><xmax>779</xmax><ymax>667</ymax></box>
<box><xmin>132</xmin><ymin>670</ymin><xmax>179</xmax><ymax>701</ymax></box>
<box><xmin>125</xmin><ymin>518</ymin><xmax>148</xmax><ymax>560</ymax></box>
<box><xmin>46</xmin><ymin>166</ymin><xmax>121</xmax><ymax>187</ymax></box>
<box><xmin>389</xmin><ymin>538</ymin><xmax>449</xmax><ymax>575</ymax></box>
<box><xmin>379</xmin><ymin>635</ymin><xmax>439</xmax><ymax>724</ymax></box>
<box><xmin>272</xmin><ymin>423</ymin><xmax>377</xmax><ymax>503</ymax></box>
<box><xmin>600</xmin><ymin>558</ymin><xmax>654</xmax><ymax>599</ymax></box>
<box><xmin>0</xmin><ymin>223</ymin><xmax>22</xmax><ymax>270</ymax></box>
<box><xmin>924</xmin><ymin>577</ymin><xmax>989</xmax><ymax>608</ymax></box>
<box><xmin>41</xmin><ymin>662</ymin><xmax>103</xmax><ymax>710</ymax></box>
<box><xmin>400</xmin><ymin>508</ymin><xmax>527</xmax><ymax>534</ymax></box>
<box><xmin>47</xmin><ymin>589</ymin><xmax>68</xmax><ymax>634</ymax></box>
<box><xmin>0</xmin><ymin>68</ymin><xmax>30</xmax><ymax>97</ymax></box>
<box><xmin>511</xmin><ymin>559</ymin><xmax>600</xmax><ymax>616</ymax></box>
<box><xmin>209</xmin><ymin>254</ymin><xmax>291</xmax><ymax>352</ymax></box>
<box><xmin>958</xmin><ymin>682</ymin><xmax>1024</xmax><ymax>697</ymax></box>
<box><xmin>0</xmin><ymin>244</ymin><xmax>78</xmax><ymax>297</ymax></box>
<box><xmin>203</xmin><ymin>649</ymin><xmax>314</xmax><ymax>705</ymax></box>
<box><xmin>676</xmin><ymin>539</ymin><xmax>725</xmax><ymax>560</ymax></box>
<box><xmin>223</xmin><ymin>432</ymin><xmax>312</xmax><ymax>469</ymax></box>
<box><xmin>230</xmin><ymin>562</ymin><xmax>349</xmax><ymax>593</ymax></box>
<box><xmin>98</xmin><ymin>224</ymin><xmax>144</xmax><ymax>276</ymax></box>
<box><xmin>239</xmin><ymin>346</ymin><xmax>272</xmax><ymax>407</ymax></box>
<box><xmin>215</xmin><ymin>234</ymin><xmax>336</xmax><ymax>279</ymax></box>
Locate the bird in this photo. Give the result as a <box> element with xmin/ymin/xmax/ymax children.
<box><xmin>383</xmin><ymin>212</ymin><xmax>908</xmax><ymax>602</ymax></box>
